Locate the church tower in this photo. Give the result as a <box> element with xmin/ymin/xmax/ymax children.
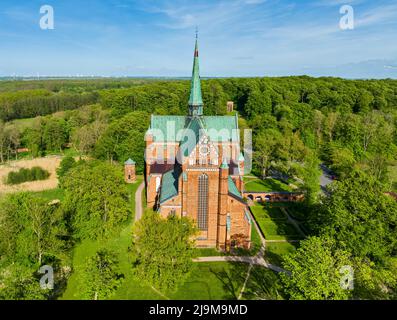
<box><xmin>188</xmin><ymin>34</ymin><xmax>204</xmax><ymax>117</ymax></box>
<box><xmin>145</xmin><ymin>32</ymin><xmax>252</xmax><ymax>251</ymax></box>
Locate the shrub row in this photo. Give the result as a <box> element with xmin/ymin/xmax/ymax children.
<box><xmin>7</xmin><ymin>166</ymin><xmax>50</xmax><ymax>185</ymax></box>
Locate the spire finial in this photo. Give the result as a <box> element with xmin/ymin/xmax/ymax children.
<box><xmin>188</xmin><ymin>28</ymin><xmax>203</xmax><ymax>116</ymax></box>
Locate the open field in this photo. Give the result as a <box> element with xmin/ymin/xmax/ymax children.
<box><xmin>0</xmin><ymin>156</ymin><xmax>61</xmax><ymax>194</ymax></box>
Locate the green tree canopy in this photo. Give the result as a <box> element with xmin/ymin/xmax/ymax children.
<box><xmin>62</xmin><ymin>160</ymin><xmax>130</xmax><ymax>240</ymax></box>
<box><xmin>78</xmin><ymin>249</ymin><xmax>124</xmax><ymax>300</ymax></box>
<box><xmin>131</xmin><ymin>211</ymin><xmax>197</xmax><ymax>293</ymax></box>
<box><xmin>280</xmin><ymin>236</ymin><xmax>352</xmax><ymax>300</ymax></box>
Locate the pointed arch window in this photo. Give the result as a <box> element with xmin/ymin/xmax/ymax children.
<box><xmin>197</xmin><ymin>174</ymin><xmax>209</xmax><ymax>231</ymax></box>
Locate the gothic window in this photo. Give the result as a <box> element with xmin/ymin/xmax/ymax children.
<box><xmin>197</xmin><ymin>174</ymin><xmax>209</xmax><ymax>231</ymax></box>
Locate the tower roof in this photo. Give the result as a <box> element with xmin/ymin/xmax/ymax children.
<box><xmin>188</xmin><ymin>35</ymin><xmax>203</xmax><ymax>115</ymax></box>
<box><xmin>220</xmin><ymin>158</ymin><xmax>229</xmax><ymax>169</ymax></box>
<box><xmin>125</xmin><ymin>158</ymin><xmax>135</xmax><ymax>165</ymax></box>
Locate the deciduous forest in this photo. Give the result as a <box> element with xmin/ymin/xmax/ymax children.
<box><xmin>0</xmin><ymin>76</ymin><xmax>396</xmax><ymax>300</ymax></box>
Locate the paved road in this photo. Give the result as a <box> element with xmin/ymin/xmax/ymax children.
<box><xmin>134</xmin><ymin>181</ymin><xmax>145</xmax><ymax>222</ymax></box>
<box><xmin>320</xmin><ymin>163</ymin><xmax>334</xmax><ymax>195</ymax></box>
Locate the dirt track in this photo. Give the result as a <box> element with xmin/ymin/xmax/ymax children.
<box><xmin>0</xmin><ymin>156</ymin><xmax>62</xmax><ymax>194</ymax></box>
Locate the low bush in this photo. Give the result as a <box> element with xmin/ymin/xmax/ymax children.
<box><xmin>6</xmin><ymin>166</ymin><xmax>50</xmax><ymax>185</ymax></box>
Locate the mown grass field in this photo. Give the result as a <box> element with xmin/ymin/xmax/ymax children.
<box><xmin>169</xmin><ymin>262</ymin><xmax>249</xmax><ymax>300</ymax></box>
<box><xmin>241</xmin><ymin>266</ymin><xmax>284</xmax><ymax>300</ymax></box>
<box><xmin>265</xmin><ymin>242</ymin><xmax>298</xmax><ymax>266</ymax></box>
<box><xmin>250</xmin><ymin>204</ymin><xmax>302</xmax><ymax>241</ymax></box>
<box><xmin>243</xmin><ymin>177</ymin><xmax>292</xmax><ymax>192</ymax></box>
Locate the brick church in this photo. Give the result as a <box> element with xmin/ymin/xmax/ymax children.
<box><xmin>144</xmin><ymin>37</ymin><xmax>252</xmax><ymax>250</ymax></box>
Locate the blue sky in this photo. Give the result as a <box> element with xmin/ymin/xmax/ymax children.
<box><xmin>0</xmin><ymin>0</ymin><xmax>396</xmax><ymax>78</ymax></box>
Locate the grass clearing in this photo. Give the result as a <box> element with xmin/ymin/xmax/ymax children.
<box><xmin>243</xmin><ymin>177</ymin><xmax>292</xmax><ymax>192</ymax></box>
<box><xmin>32</xmin><ymin>188</ymin><xmax>65</xmax><ymax>201</ymax></box>
<box><xmin>241</xmin><ymin>266</ymin><xmax>284</xmax><ymax>300</ymax></box>
<box><xmin>265</xmin><ymin>242</ymin><xmax>298</xmax><ymax>266</ymax></box>
<box><xmin>169</xmin><ymin>262</ymin><xmax>249</xmax><ymax>300</ymax></box>
<box><xmin>251</xmin><ymin>204</ymin><xmax>302</xmax><ymax>241</ymax></box>
<box><xmin>5</xmin><ymin>117</ymin><xmax>41</xmax><ymax>132</ymax></box>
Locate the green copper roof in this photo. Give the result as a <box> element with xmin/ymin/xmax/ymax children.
<box><xmin>203</xmin><ymin>115</ymin><xmax>239</xmax><ymax>142</ymax></box>
<box><xmin>180</xmin><ymin>116</ymin><xmax>205</xmax><ymax>157</ymax></box>
<box><xmin>125</xmin><ymin>158</ymin><xmax>135</xmax><ymax>165</ymax></box>
<box><xmin>149</xmin><ymin>115</ymin><xmax>238</xmax><ymax>143</ymax></box>
<box><xmin>159</xmin><ymin>166</ymin><xmax>181</xmax><ymax>204</ymax></box>
<box><xmin>188</xmin><ymin>38</ymin><xmax>203</xmax><ymax>116</ymax></box>
<box><xmin>149</xmin><ymin>115</ymin><xmax>187</xmax><ymax>142</ymax></box>
<box><xmin>228</xmin><ymin>176</ymin><xmax>242</xmax><ymax>199</ymax></box>
<box><xmin>239</xmin><ymin>153</ymin><xmax>244</xmax><ymax>161</ymax></box>
<box><xmin>220</xmin><ymin>158</ymin><xmax>229</xmax><ymax>169</ymax></box>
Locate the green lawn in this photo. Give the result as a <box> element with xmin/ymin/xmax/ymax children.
<box><xmin>284</xmin><ymin>203</ymin><xmax>307</xmax><ymax>221</ymax></box>
<box><xmin>251</xmin><ymin>206</ymin><xmax>288</xmax><ymax>221</ymax></box>
<box><xmin>250</xmin><ymin>204</ymin><xmax>302</xmax><ymax>241</ymax></box>
<box><xmin>265</xmin><ymin>242</ymin><xmax>298</xmax><ymax>266</ymax></box>
<box><xmin>169</xmin><ymin>262</ymin><xmax>249</xmax><ymax>300</ymax></box>
<box><xmin>61</xmin><ymin>177</ymin><xmax>252</xmax><ymax>300</ymax></box>
<box><xmin>60</xmin><ymin>177</ymin><xmax>272</xmax><ymax>300</ymax></box>
<box><xmin>243</xmin><ymin>177</ymin><xmax>292</xmax><ymax>192</ymax></box>
<box><xmin>61</xmin><ymin>177</ymin><xmax>151</xmax><ymax>300</ymax></box>
<box><xmin>32</xmin><ymin>188</ymin><xmax>65</xmax><ymax>201</ymax></box>
<box><xmin>241</xmin><ymin>266</ymin><xmax>284</xmax><ymax>300</ymax></box>
<box><xmin>196</xmin><ymin>248</ymin><xmax>228</xmax><ymax>257</ymax></box>
<box><xmin>248</xmin><ymin>224</ymin><xmax>262</xmax><ymax>256</ymax></box>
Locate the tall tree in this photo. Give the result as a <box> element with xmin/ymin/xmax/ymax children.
<box><xmin>280</xmin><ymin>236</ymin><xmax>352</xmax><ymax>300</ymax></box>
<box><xmin>78</xmin><ymin>249</ymin><xmax>124</xmax><ymax>300</ymax></box>
<box><xmin>0</xmin><ymin>193</ymin><xmax>66</xmax><ymax>267</ymax></box>
<box><xmin>62</xmin><ymin>161</ymin><xmax>130</xmax><ymax>240</ymax></box>
<box><xmin>317</xmin><ymin>170</ymin><xmax>397</xmax><ymax>262</ymax></box>
<box><xmin>131</xmin><ymin>211</ymin><xmax>197</xmax><ymax>293</ymax></box>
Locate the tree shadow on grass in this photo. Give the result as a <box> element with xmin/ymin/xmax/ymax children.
<box><xmin>209</xmin><ymin>263</ymin><xmax>248</xmax><ymax>300</ymax></box>
<box><xmin>264</xmin><ymin>249</ymin><xmax>284</xmax><ymax>267</ymax></box>
<box><xmin>242</xmin><ymin>267</ymin><xmax>284</xmax><ymax>300</ymax></box>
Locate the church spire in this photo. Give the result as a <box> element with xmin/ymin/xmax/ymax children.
<box><xmin>188</xmin><ymin>30</ymin><xmax>203</xmax><ymax>116</ymax></box>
